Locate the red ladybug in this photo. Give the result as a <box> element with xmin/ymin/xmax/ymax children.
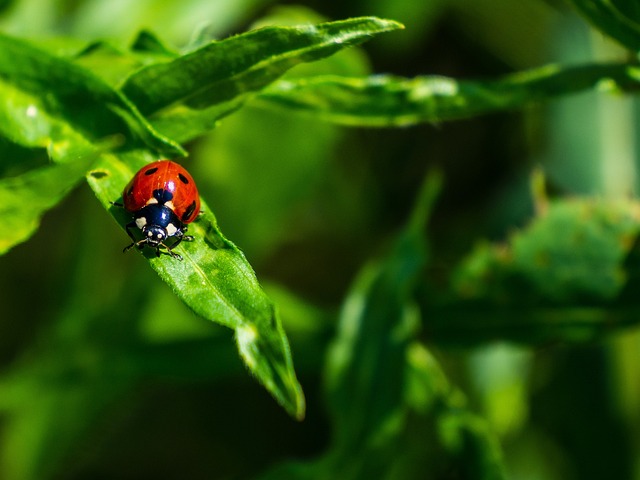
<box><xmin>119</xmin><ymin>160</ymin><xmax>201</xmax><ymax>260</ymax></box>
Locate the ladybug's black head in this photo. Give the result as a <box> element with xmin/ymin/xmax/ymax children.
<box><xmin>143</xmin><ymin>224</ymin><xmax>167</xmax><ymax>246</ymax></box>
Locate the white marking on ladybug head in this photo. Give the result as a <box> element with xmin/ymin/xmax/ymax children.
<box><xmin>165</xmin><ymin>200</ymin><xmax>175</xmax><ymax>210</ymax></box>
<box><xmin>135</xmin><ymin>217</ymin><xmax>147</xmax><ymax>229</ymax></box>
<box><xmin>145</xmin><ymin>197</ymin><xmax>159</xmax><ymax>205</ymax></box>
<box><xmin>166</xmin><ymin>223</ymin><xmax>178</xmax><ymax>237</ymax></box>
<box><xmin>143</xmin><ymin>225</ymin><xmax>167</xmax><ymax>245</ymax></box>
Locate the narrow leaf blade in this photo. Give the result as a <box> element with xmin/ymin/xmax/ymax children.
<box><xmin>326</xmin><ymin>173</ymin><xmax>441</xmax><ymax>452</ymax></box>
<box><xmin>256</xmin><ymin>64</ymin><xmax>640</xmax><ymax>126</ymax></box>
<box><xmin>121</xmin><ymin>17</ymin><xmax>403</xmax><ymax>141</ymax></box>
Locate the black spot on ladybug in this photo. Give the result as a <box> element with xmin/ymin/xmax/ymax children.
<box><xmin>126</xmin><ymin>186</ymin><xmax>134</xmax><ymax>197</ymax></box>
<box><xmin>144</xmin><ymin>167</ymin><xmax>159</xmax><ymax>176</ymax></box>
<box><xmin>182</xmin><ymin>200</ymin><xmax>197</xmax><ymax>222</ymax></box>
<box><xmin>178</xmin><ymin>173</ymin><xmax>189</xmax><ymax>184</ymax></box>
<box><xmin>153</xmin><ymin>188</ymin><xmax>174</xmax><ymax>204</ymax></box>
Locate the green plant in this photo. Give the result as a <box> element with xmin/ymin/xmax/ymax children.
<box><xmin>2</xmin><ymin>0</ymin><xmax>640</xmax><ymax>479</ymax></box>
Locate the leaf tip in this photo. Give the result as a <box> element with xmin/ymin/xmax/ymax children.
<box><xmin>366</xmin><ymin>16</ymin><xmax>405</xmax><ymax>32</ymax></box>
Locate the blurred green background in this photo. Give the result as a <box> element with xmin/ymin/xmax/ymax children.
<box><xmin>1</xmin><ymin>0</ymin><xmax>640</xmax><ymax>479</ymax></box>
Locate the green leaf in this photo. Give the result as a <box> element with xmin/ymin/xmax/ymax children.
<box><xmin>71</xmin><ymin>41</ymin><xmax>149</xmax><ymax>87</ymax></box>
<box><xmin>402</xmin><ymin>343</ymin><xmax>506</xmax><ymax>480</ymax></box>
<box><xmin>454</xmin><ymin>199</ymin><xmax>640</xmax><ymax>303</ymax></box>
<box><xmin>0</xmin><ymin>159</ymin><xmax>94</xmax><ymax>255</ymax></box>
<box><xmin>70</xmin><ymin>32</ymin><xmax>179</xmax><ymax>87</ymax></box>
<box><xmin>121</xmin><ymin>16</ymin><xmax>403</xmax><ymax>142</ymax></box>
<box><xmin>568</xmin><ymin>0</ymin><xmax>640</xmax><ymax>51</ymax></box>
<box><xmin>0</xmin><ymin>33</ymin><xmax>183</xmax><ymax>158</ymax></box>
<box><xmin>130</xmin><ymin>30</ymin><xmax>179</xmax><ymax>59</ymax></box>
<box><xmin>86</xmin><ymin>155</ymin><xmax>305</xmax><ymax>420</ymax></box>
<box><xmin>429</xmin><ymin>198</ymin><xmax>640</xmax><ymax>345</ymax></box>
<box><xmin>256</xmin><ymin>63</ymin><xmax>640</xmax><ymax>126</ymax></box>
<box><xmin>324</xmin><ymin>172</ymin><xmax>441</xmax><ymax>459</ymax></box>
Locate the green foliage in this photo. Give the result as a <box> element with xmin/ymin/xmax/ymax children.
<box><xmin>122</xmin><ymin>17</ymin><xmax>402</xmax><ymax>141</ymax></box>
<box><xmin>455</xmin><ymin>198</ymin><xmax>640</xmax><ymax>303</ymax></box>
<box><xmin>257</xmin><ymin>64</ymin><xmax>640</xmax><ymax>126</ymax></box>
<box><xmin>568</xmin><ymin>0</ymin><xmax>640</xmax><ymax>50</ymax></box>
<box><xmin>0</xmin><ymin>14</ymin><xmax>402</xmax><ymax>424</ymax></box>
<box><xmin>2</xmin><ymin>0</ymin><xmax>640</xmax><ymax>479</ymax></box>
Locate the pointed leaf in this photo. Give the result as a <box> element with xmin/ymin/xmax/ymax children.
<box><xmin>121</xmin><ymin>17</ymin><xmax>403</xmax><ymax>141</ymax></box>
<box><xmin>326</xmin><ymin>173</ymin><xmax>441</xmax><ymax>452</ymax></box>
<box><xmin>256</xmin><ymin>64</ymin><xmax>640</xmax><ymax>126</ymax></box>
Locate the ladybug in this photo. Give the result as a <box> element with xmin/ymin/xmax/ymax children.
<box><xmin>118</xmin><ymin>160</ymin><xmax>201</xmax><ymax>260</ymax></box>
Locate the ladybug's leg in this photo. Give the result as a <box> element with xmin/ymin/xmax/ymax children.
<box><xmin>124</xmin><ymin>239</ymin><xmax>149</xmax><ymax>253</ymax></box>
<box><xmin>123</xmin><ymin>222</ymin><xmax>146</xmax><ymax>253</ymax></box>
<box><xmin>172</xmin><ymin>229</ymin><xmax>196</xmax><ymax>248</ymax></box>
<box><xmin>165</xmin><ymin>241</ymin><xmax>184</xmax><ymax>260</ymax></box>
<box><xmin>162</xmin><ymin>230</ymin><xmax>194</xmax><ymax>261</ymax></box>
<box><xmin>166</xmin><ymin>248</ymin><xmax>184</xmax><ymax>261</ymax></box>
<box><xmin>179</xmin><ymin>225</ymin><xmax>194</xmax><ymax>243</ymax></box>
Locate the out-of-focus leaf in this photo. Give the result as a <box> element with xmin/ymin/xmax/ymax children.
<box><xmin>121</xmin><ymin>17</ymin><xmax>403</xmax><ymax>142</ymax></box>
<box><xmin>0</xmin><ymin>160</ymin><xmax>94</xmax><ymax>255</ymax></box>
<box><xmin>0</xmin><ymin>33</ymin><xmax>183</xmax><ymax>158</ymax></box>
<box><xmin>454</xmin><ymin>199</ymin><xmax>640</xmax><ymax>303</ymax></box>
<box><xmin>256</xmin><ymin>64</ymin><xmax>640</xmax><ymax>126</ymax></box>
<box><xmin>193</xmin><ymin>102</ymin><xmax>340</xmax><ymax>259</ymax></box>
<box><xmin>613</xmin><ymin>0</ymin><xmax>640</xmax><ymax>24</ymax></box>
<box><xmin>402</xmin><ymin>343</ymin><xmax>506</xmax><ymax>480</ymax></box>
<box><xmin>71</xmin><ymin>31</ymin><xmax>180</xmax><ymax>87</ymax></box>
<box><xmin>130</xmin><ymin>30</ymin><xmax>179</xmax><ymax>59</ymax></box>
<box><xmin>320</xmin><ymin>173</ymin><xmax>441</xmax><ymax>472</ymax></box>
<box><xmin>467</xmin><ymin>344</ymin><xmax>531</xmax><ymax>438</ymax></box>
<box><xmin>567</xmin><ymin>0</ymin><xmax>640</xmax><ymax>51</ymax></box>
<box><xmin>86</xmin><ymin>155</ymin><xmax>305</xmax><ymax>420</ymax></box>
<box><xmin>426</xmin><ymin>198</ymin><xmax>640</xmax><ymax>345</ymax></box>
<box><xmin>71</xmin><ymin>0</ymin><xmax>272</xmax><ymax>45</ymax></box>
<box><xmin>71</xmin><ymin>41</ymin><xmax>147</xmax><ymax>87</ymax></box>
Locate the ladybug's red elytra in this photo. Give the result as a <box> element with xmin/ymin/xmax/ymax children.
<box><xmin>118</xmin><ymin>160</ymin><xmax>201</xmax><ymax>260</ymax></box>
